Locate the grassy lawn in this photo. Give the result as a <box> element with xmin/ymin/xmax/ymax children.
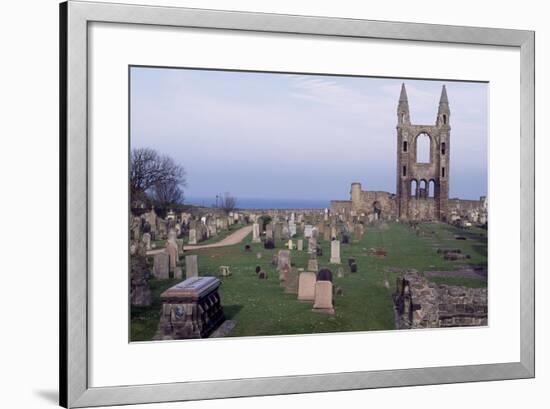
<box><xmin>130</xmin><ymin>221</ymin><xmax>487</xmax><ymax>341</ymax></box>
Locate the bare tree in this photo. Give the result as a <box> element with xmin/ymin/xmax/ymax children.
<box><xmin>152</xmin><ymin>180</ymin><xmax>184</xmax><ymax>207</ymax></box>
<box><xmin>130</xmin><ymin>148</ymin><xmax>186</xmax><ymax>206</ymax></box>
<box><xmin>219</xmin><ymin>192</ymin><xmax>237</xmax><ymax>214</ymax></box>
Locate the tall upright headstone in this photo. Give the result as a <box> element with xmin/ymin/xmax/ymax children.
<box><xmin>165</xmin><ymin>244</ymin><xmax>178</xmax><ymax>271</ymax></box>
<box><xmin>313</xmin><ymin>281</ymin><xmax>334</xmax><ymax>314</ymax></box>
<box><xmin>297</xmin><ymin>272</ymin><xmax>316</xmax><ymax>301</ymax></box>
<box><xmin>188</xmin><ymin>229</ymin><xmax>197</xmax><ymax>245</ymax></box>
<box><xmin>252</xmin><ymin>223</ymin><xmax>261</xmax><ymax>243</ymax></box>
<box><xmin>330</xmin><ymin>240</ymin><xmax>341</xmax><ymax>264</ymax></box>
<box><xmin>142</xmin><ymin>232</ymin><xmax>151</xmax><ymax>250</ymax></box>
<box><xmin>308</xmin><ymin>237</ymin><xmax>317</xmax><ymax>254</ymax></box>
<box><xmin>185</xmin><ymin>255</ymin><xmax>199</xmax><ymax>279</ymax></box>
<box><xmin>153</xmin><ymin>253</ymin><xmax>170</xmax><ymax>279</ymax></box>
<box><xmin>297</xmin><ymin>239</ymin><xmax>303</xmax><ymax>251</ymax></box>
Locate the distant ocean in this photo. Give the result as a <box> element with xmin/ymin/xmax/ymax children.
<box><xmin>185</xmin><ymin>197</ymin><xmax>330</xmax><ymax>209</ymax></box>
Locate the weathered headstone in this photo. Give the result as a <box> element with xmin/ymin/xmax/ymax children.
<box><xmin>252</xmin><ymin>223</ymin><xmax>261</xmax><ymax>243</ymax></box>
<box><xmin>297</xmin><ymin>272</ymin><xmax>316</xmax><ymax>301</ymax></box>
<box><xmin>164</xmin><ymin>244</ymin><xmax>178</xmax><ymax>271</ymax></box>
<box><xmin>277</xmin><ymin>250</ymin><xmax>291</xmax><ymax>273</ymax></box>
<box><xmin>188</xmin><ymin>229</ymin><xmax>197</xmax><ymax>245</ymax></box>
<box><xmin>174</xmin><ymin>266</ymin><xmax>183</xmax><ymax>279</ymax></box>
<box><xmin>142</xmin><ymin>232</ymin><xmax>151</xmax><ymax>250</ymax></box>
<box><xmin>289</xmin><ymin>222</ymin><xmax>297</xmax><ymax>237</ymax></box>
<box><xmin>308</xmin><ymin>237</ymin><xmax>317</xmax><ymax>254</ymax></box>
<box><xmin>287</xmin><ymin>239</ymin><xmax>293</xmax><ymax>250</ymax></box>
<box><xmin>323</xmin><ymin>227</ymin><xmax>330</xmax><ymax>241</ymax></box>
<box><xmin>153</xmin><ymin>253</ymin><xmax>170</xmax><ymax>279</ymax></box>
<box><xmin>274</xmin><ymin>223</ymin><xmax>282</xmax><ymax>241</ymax></box>
<box><xmin>313</xmin><ymin>281</ymin><xmax>334</xmax><ymax>314</ymax></box>
<box><xmin>219</xmin><ymin>265</ymin><xmax>231</xmax><ymax>277</ymax></box>
<box><xmin>297</xmin><ymin>239</ymin><xmax>303</xmax><ymax>251</ymax></box>
<box><xmin>317</xmin><ymin>268</ymin><xmax>333</xmax><ymax>282</ymax></box>
<box><xmin>185</xmin><ymin>255</ymin><xmax>198</xmax><ymax>279</ymax></box>
<box><xmin>304</xmin><ymin>224</ymin><xmax>313</xmax><ymax>238</ymax></box>
<box><xmin>330</xmin><ymin>240</ymin><xmax>341</xmax><ymax>264</ymax></box>
<box><xmin>307</xmin><ymin>259</ymin><xmax>319</xmax><ymax>272</ymax></box>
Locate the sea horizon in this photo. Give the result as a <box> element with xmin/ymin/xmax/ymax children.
<box><xmin>185</xmin><ymin>196</ymin><xmax>331</xmax><ymax>210</ymax></box>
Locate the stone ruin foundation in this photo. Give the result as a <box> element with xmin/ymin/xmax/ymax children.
<box><xmin>392</xmin><ymin>271</ymin><xmax>487</xmax><ymax>329</ymax></box>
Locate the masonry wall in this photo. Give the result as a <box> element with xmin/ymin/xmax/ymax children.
<box><xmin>393</xmin><ymin>272</ymin><xmax>488</xmax><ymax>329</ymax></box>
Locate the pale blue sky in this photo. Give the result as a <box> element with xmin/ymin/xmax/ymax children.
<box><xmin>130</xmin><ymin>67</ymin><xmax>488</xmax><ymax>201</ymax></box>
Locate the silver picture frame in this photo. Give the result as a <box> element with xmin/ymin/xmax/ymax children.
<box><xmin>60</xmin><ymin>1</ymin><xmax>535</xmax><ymax>407</ymax></box>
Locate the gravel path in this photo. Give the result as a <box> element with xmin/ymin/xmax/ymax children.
<box><xmin>183</xmin><ymin>225</ymin><xmax>253</xmax><ymax>250</ymax></box>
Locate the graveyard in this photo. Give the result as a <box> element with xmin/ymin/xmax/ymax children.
<box><xmin>130</xmin><ymin>216</ymin><xmax>488</xmax><ymax>341</ymax></box>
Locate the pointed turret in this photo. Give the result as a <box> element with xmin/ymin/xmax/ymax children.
<box><xmin>397</xmin><ymin>83</ymin><xmax>410</xmax><ymax>125</ymax></box>
<box><xmin>399</xmin><ymin>82</ymin><xmax>409</xmax><ymax>103</ymax></box>
<box><xmin>437</xmin><ymin>85</ymin><xmax>450</xmax><ymax>126</ymax></box>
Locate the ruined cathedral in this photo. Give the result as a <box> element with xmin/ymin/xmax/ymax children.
<box><xmin>330</xmin><ymin>84</ymin><xmax>487</xmax><ymax>223</ymax></box>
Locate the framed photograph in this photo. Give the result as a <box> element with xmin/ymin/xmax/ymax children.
<box><xmin>60</xmin><ymin>1</ymin><xmax>534</xmax><ymax>407</ymax></box>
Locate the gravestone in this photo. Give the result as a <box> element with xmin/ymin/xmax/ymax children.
<box><xmin>308</xmin><ymin>237</ymin><xmax>317</xmax><ymax>254</ymax></box>
<box><xmin>185</xmin><ymin>255</ymin><xmax>198</xmax><ymax>279</ymax></box>
<box><xmin>252</xmin><ymin>223</ymin><xmax>261</xmax><ymax>243</ymax></box>
<box><xmin>297</xmin><ymin>272</ymin><xmax>316</xmax><ymax>301</ymax></box>
<box><xmin>174</xmin><ymin>266</ymin><xmax>183</xmax><ymax>279</ymax></box>
<box><xmin>317</xmin><ymin>268</ymin><xmax>333</xmax><ymax>282</ymax></box>
<box><xmin>307</xmin><ymin>259</ymin><xmax>319</xmax><ymax>272</ymax></box>
<box><xmin>311</xmin><ymin>227</ymin><xmax>319</xmax><ymax>239</ymax></box>
<box><xmin>287</xmin><ymin>239</ymin><xmax>293</xmax><ymax>250</ymax></box>
<box><xmin>153</xmin><ymin>253</ymin><xmax>170</xmax><ymax>279</ymax></box>
<box><xmin>313</xmin><ymin>281</ymin><xmax>334</xmax><ymax>314</ymax></box>
<box><xmin>164</xmin><ymin>244</ymin><xmax>178</xmax><ymax>271</ymax></box>
<box><xmin>304</xmin><ymin>224</ymin><xmax>313</xmax><ymax>238</ymax></box>
<box><xmin>323</xmin><ymin>227</ymin><xmax>331</xmax><ymax>241</ymax></box>
<box><xmin>337</xmin><ymin>267</ymin><xmax>344</xmax><ymax>278</ymax></box>
<box><xmin>142</xmin><ymin>232</ymin><xmax>151</xmax><ymax>250</ymax></box>
<box><xmin>281</xmin><ymin>224</ymin><xmax>290</xmax><ymax>240</ymax></box>
<box><xmin>219</xmin><ymin>266</ymin><xmax>232</xmax><ymax>277</ymax></box>
<box><xmin>289</xmin><ymin>222</ymin><xmax>297</xmax><ymax>237</ymax></box>
<box><xmin>274</xmin><ymin>223</ymin><xmax>282</xmax><ymax>241</ymax></box>
<box><xmin>158</xmin><ymin>277</ymin><xmax>225</xmax><ymax>339</ymax></box>
<box><xmin>297</xmin><ymin>239</ymin><xmax>303</xmax><ymax>251</ymax></box>
<box><xmin>266</xmin><ymin>223</ymin><xmax>274</xmax><ymax>242</ymax></box>
<box><xmin>330</xmin><ymin>240</ymin><xmax>341</xmax><ymax>264</ymax></box>
<box><xmin>130</xmin><ymin>242</ymin><xmax>151</xmax><ymax>306</ymax></box>
<box><xmin>188</xmin><ymin>229</ymin><xmax>197</xmax><ymax>245</ymax></box>
<box><xmin>331</xmin><ymin>226</ymin><xmax>337</xmax><ymax>240</ymax></box>
<box><xmin>167</xmin><ymin>229</ymin><xmax>177</xmax><ymax>243</ymax></box>
<box><xmin>277</xmin><ymin>250</ymin><xmax>291</xmax><ymax>273</ymax></box>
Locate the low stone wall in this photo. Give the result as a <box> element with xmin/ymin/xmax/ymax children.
<box><xmin>392</xmin><ymin>271</ymin><xmax>487</xmax><ymax>329</ymax></box>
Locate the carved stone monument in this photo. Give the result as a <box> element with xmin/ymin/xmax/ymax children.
<box><xmin>157</xmin><ymin>277</ymin><xmax>225</xmax><ymax>339</ymax></box>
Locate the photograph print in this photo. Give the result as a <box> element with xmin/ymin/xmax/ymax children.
<box><xmin>129</xmin><ymin>67</ymin><xmax>488</xmax><ymax>342</ymax></box>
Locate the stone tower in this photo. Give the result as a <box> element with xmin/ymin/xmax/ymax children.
<box><xmin>396</xmin><ymin>84</ymin><xmax>450</xmax><ymax>221</ymax></box>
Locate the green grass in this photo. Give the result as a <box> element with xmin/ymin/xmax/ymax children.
<box><xmin>130</xmin><ymin>221</ymin><xmax>487</xmax><ymax>341</ymax></box>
